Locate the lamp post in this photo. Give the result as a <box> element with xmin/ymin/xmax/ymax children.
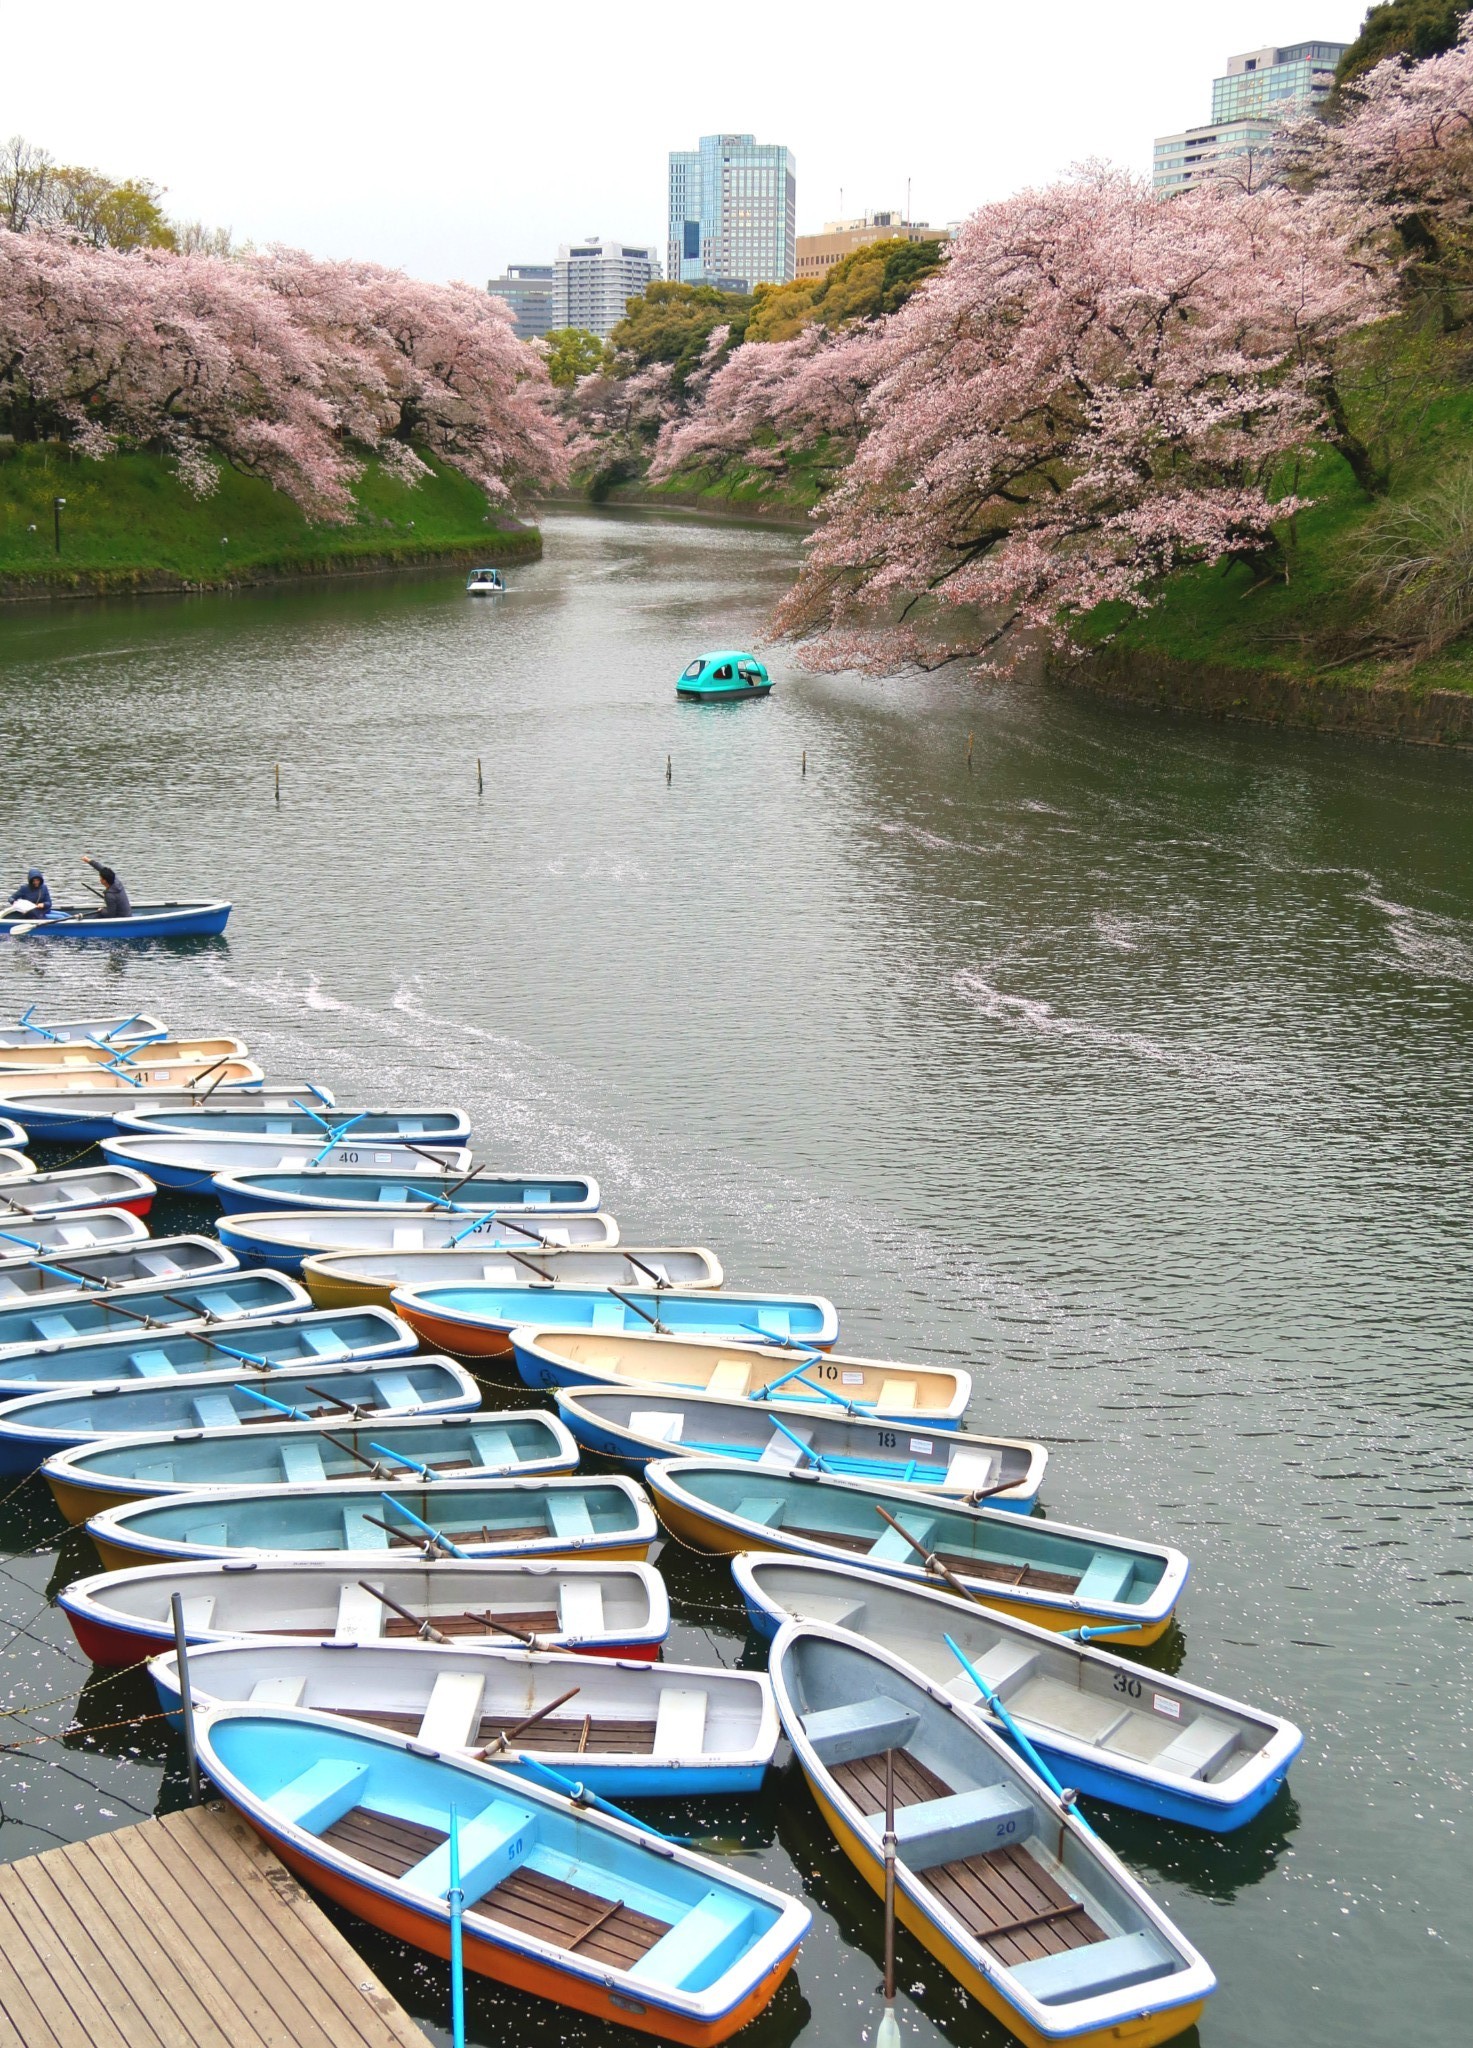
<box><xmin>53</xmin><ymin>497</ymin><xmax>66</xmax><ymax>555</ymax></box>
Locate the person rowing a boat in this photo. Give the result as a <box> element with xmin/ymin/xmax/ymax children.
<box><xmin>82</xmin><ymin>855</ymin><xmax>131</xmax><ymax>918</ymax></box>
<box><xmin>5</xmin><ymin>868</ymin><xmax>51</xmax><ymax>918</ymax></box>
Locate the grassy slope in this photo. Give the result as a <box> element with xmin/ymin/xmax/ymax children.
<box><xmin>0</xmin><ymin>444</ymin><xmax>537</xmax><ymax>590</ymax></box>
<box><xmin>1079</xmin><ymin>324</ymin><xmax>1473</xmax><ymax>694</ymax></box>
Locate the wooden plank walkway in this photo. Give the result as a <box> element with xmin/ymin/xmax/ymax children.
<box><xmin>0</xmin><ymin>1803</ymin><xmax>429</xmax><ymax>2048</ymax></box>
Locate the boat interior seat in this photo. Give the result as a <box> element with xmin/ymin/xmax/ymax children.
<box><xmin>867</xmin><ymin>1513</ymin><xmax>937</xmax><ymax>1564</ymax></box>
<box><xmin>734</xmin><ymin>1495</ymin><xmax>787</xmax><ymax>1530</ymax></box>
<box><xmin>752</xmin><ymin>1310</ymin><xmax>791</xmax><ymax>1339</ymax></box>
<box><xmin>629</xmin><ymin>1410</ymin><xmax>683</xmax><ymax>1443</ymax></box>
<box><xmin>278</xmin><ymin>1442</ymin><xmax>327</xmax><ymax>1485</ymax></box>
<box><xmin>945</xmin><ymin>1449</ymin><xmax>999</xmax><ymax>1490</ymax></box>
<box><xmin>628</xmin><ymin>1887</ymin><xmax>754</xmax><ymax>1992</ymax></box>
<box><xmin>590</xmin><ymin>1303</ymin><xmax>625</xmax><ymax>1331</ymax></box>
<box><xmin>521</xmin><ymin>1189</ymin><xmax>551</xmax><ymax>1206</ymax></box>
<box><xmin>706</xmin><ymin>1359</ymin><xmax>751</xmax><ymax>1397</ymax></box>
<box><xmin>375</xmin><ymin>1187</ymin><xmax>412</xmax><ymax>1204</ymax></box>
<box><xmin>868</xmin><ymin>1784</ymin><xmax>1034</xmax><ymax>1870</ymax></box>
<box><xmin>34</xmin><ymin>1313</ymin><xmax>79</xmax><ymax>1342</ymax></box>
<box><xmin>758</xmin><ymin>1428</ymin><xmax>810</xmax><ymax>1471</ymax></box>
<box><xmin>192</xmin><ymin>1394</ymin><xmax>240</xmax><ymax>1429</ymax></box>
<box><xmin>203</xmin><ymin>1291</ymin><xmax>243</xmax><ymax>1318</ymax></box>
<box><xmin>372</xmin><ymin>1372</ymin><xmax>419</xmax><ymax>1408</ymax></box>
<box><xmin>1010</xmin><ymin>1930</ymin><xmax>1176</xmax><ymax>2006</ymax></box>
<box><xmin>343</xmin><ymin>1510</ymin><xmax>390</xmax><ymax>1549</ymax></box>
<box><xmin>334</xmin><ymin>1583</ymin><xmax>385</xmax><ymax>1639</ymax></box>
<box><xmin>469</xmin><ymin>1427</ymin><xmax>518</xmax><ymax>1468</ymax></box>
<box><xmin>540</xmin><ymin>1227</ymin><xmax>571</xmax><ymax>1247</ymax></box>
<box><xmin>268</xmin><ymin>1758</ymin><xmax>369</xmax><ymax>1831</ymax></box>
<box><xmin>143</xmin><ymin>1256</ymin><xmax>183</xmax><ymax>1278</ymax></box>
<box><xmin>653</xmin><ymin>1686</ymin><xmax>708</xmax><ymax>1758</ymax></box>
<box><xmin>417</xmin><ymin>1670</ymin><xmax>486</xmax><ymax>1751</ymax></box>
<box><xmin>802</xmin><ymin>1694</ymin><xmax>920</xmax><ymax>1767</ymax></box>
<box><xmin>640</xmin><ymin>1262</ymin><xmax>671</xmax><ymax>1285</ymax></box>
<box><xmin>178</xmin><ymin>1595</ymin><xmax>215</xmax><ymax>1631</ymax></box>
<box><xmin>249</xmin><ymin>1675</ymin><xmax>307</xmax><ymax>1707</ymax></box>
<box><xmin>1073</xmin><ymin>1554</ymin><xmax>1135</xmax><ymax>1606</ymax></box>
<box><xmin>405</xmin><ymin>1796</ymin><xmax>535</xmax><ymax>1901</ymax></box>
<box><xmin>131</xmin><ymin>1349</ymin><xmax>178</xmax><ymax>1378</ymax></box>
<box><xmin>391</xmin><ymin>1228</ymin><xmax>425</xmax><ymax>1250</ymax></box>
<box><xmin>557</xmin><ymin>1579</ymin><xmax>605</xmax><ymax>1636</ymax></box>
<box><xmin>303</xmin><ymin>1329</ymin><xmax>350</xmax><ymax>1357</ymax></box>
<box><xmin>876</xmin><ymin>1379</ymin><xmax>916</xmax><ymax>1413</ymax></box>
<box><xmin>545</xmin><ymin>1492</ymin><xmax>596</xmax><ymax>1541</ymax></box>
<box><xmin>56</xmin><ymin>1226</ymin><xmax>93</xmax><ymax>1246</ymax></box>
<box><xmin>1154</xmin><ymin>1713</ymin><xmax>1240</xmax><ymax>1780</ymax></box>
<box><xmin>1007</xmin><ymin>1676</ymin><xmax>1132</xmax><ymax>1745</ymax></box>
<box><xmin>942</xmin><ymin>1641</ymin><xmax>1039</xmax><ymax>1704</ymax></box>
<box><xmin>187</xmin><ymin>1521</ymin><xmax>230</xmax><ymax>1549</ymax></box>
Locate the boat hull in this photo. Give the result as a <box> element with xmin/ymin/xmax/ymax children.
<box><xmin>0</xmin><ymin>901</ymin><xmax>231</xmax><ymax>940</ymax></box>
<box><xmin>676</xmin><ymin>684</ymin><xmax>773</xmax><ymax>702</ymax></box>
<box><xmin>218</xmin><ymin>1208</ymin><xmax>620</xmax><ymax>1273</ymax></box>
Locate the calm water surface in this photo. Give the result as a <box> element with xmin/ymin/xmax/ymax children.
<box><xmin>0</xmin><ymin>510</ymin><xmax>1468</xmax><ymax>2046</ymax></box>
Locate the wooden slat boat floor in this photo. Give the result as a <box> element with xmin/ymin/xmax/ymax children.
<box><xmin>831</xmin><ymin>1750</ymin><xmax>1103</xmax><ymax>1965</ymax></box>
<box><xmin>325</xmin><ymin>1708</ymin><xmax>662</xmax><ymax>1754</ymax></box>
<box><xmin>386</xmin><ymin>1524</ymin><xmax>547</xmax><ymax>1549</ymax></box>
<box><xmin>784</xmin><ymin>1526</ymin><xmax>1080</xmax><ymax>1595</ymax></box>
<box><xmin>319</xmin><ymin>1805</ymin><xmax>447</xmax><ymax>1879</ymax></box>
<box><xmin>385</xmin><ymin>1609</ymin><xmax>562</xmax><ymax>1640</ymax></box>
<box><xmin>469</xmin><ymin>1866</ymin><xmax>670</xmax><ymax>1969</ymax></box>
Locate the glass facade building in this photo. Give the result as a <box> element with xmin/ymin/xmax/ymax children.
<box><xmin>1153</xmin><ymin>38</ymin><xmax>1347</xmax><ymax>195</ymax></box>
<box><xmin>486</xmin><ymin>264</ymin><xmax>556</xmax><ymax>339</ymax></box>
<box><xmin>667</xmin><ymin>133</ymin><xmax>796</xmax><ymax>292</ymax></box>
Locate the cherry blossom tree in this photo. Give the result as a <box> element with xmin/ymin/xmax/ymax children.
<box><xmin>649</xmin><ymin>323</ymin><xmax>881</xmax><ymax>489</ymax></box>
<box><xmin>772</xmin><ymin>169</ymin><xmax>1387</xmax><ymax>676</ymax></box>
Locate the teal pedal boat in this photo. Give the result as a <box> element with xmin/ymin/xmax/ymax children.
<box><xmin>677</xmin><ymin>651</ymin><xmax>772</xmax><ymax>701</ymax></box>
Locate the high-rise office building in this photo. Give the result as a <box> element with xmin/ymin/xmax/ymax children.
<box><xmin>486</xmin><ymin>264</ymin><xmax>556</xmax><ymax>338</ymax></box>
<box><xmin>795</xmin><ymin>212</ymin><xmax>951</xmax><ymax>281</ymax></box>
<box><xmin>552</xmin><ymin>238</ymin><xmax>662</xmax><ymax>338</ymax></box>
<box><xmin>1153</xmin><ymin>39</ymin><xmax>1347</xmax><ymax>195</ymax></box>
<box><xmin>667</xmin><ymin>133</ymin><xmax>796</xmax><ymax>292</ymax></box>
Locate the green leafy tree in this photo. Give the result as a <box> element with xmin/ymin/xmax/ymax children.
<box><xmin>746</xmin><ymin>238</ymin><xmax>946</xmax><ymax>342</ymax></box>
<box><xmin>540</xmin><ymin>326</ymin><xmax>609</xmax><ymax>386</ymax></box>
<box><xmin>609</xmin><ymin>281</ymin><xmax>753</xmax><ymax>392</ymax></box>
<box><xmin>1337</xmin><ymin>0</ymin><xmax>1471</xmax><ymax>83</ymax></box>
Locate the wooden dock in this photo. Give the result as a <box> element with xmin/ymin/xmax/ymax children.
<box><xmin>0</xmin><ymin>1803</ymin><xmax>429</xmax><ymax>2047</ymax></box>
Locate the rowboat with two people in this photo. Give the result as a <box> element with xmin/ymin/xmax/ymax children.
<box><xmin>0</xmin><ymin>900</ymin><xmax>232</xmax><ymax>940</ymax></box>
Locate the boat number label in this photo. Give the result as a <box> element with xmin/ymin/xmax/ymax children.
<box><xmin>1112</xmin><ymin>1671</ymin><xmax>1144</xmax><ymax>1699</ymax></box>
<box><xmin>1152</xmin><ymin>1694</ymin><xmax>1182</xmax><ymax>1719</ymax></box>
<box><xmin>335</xmin><ymin>1150</ymin><xmax>361</xmax><ymax>1164</ymax></box>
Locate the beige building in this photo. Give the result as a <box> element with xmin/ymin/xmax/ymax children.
<box><xmin>794</xmin><ymin>211</ymin><xmax>950</xmax><ymax>280</ymax></box>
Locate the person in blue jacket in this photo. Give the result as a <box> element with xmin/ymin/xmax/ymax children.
<box><xmin>82</xmin><ymin>854</ymin><xmax>131</xmax><ymax>918</ymax></box>
<box><xmin>5</xmin><ymin>869</ymin><xmax>51</xmax><ymax>918</ymax></box>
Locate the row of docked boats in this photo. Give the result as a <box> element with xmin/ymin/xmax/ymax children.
<box><xmin>0</xmin><ymin>1009</ymin><xmax>1303</xmax><ymax>2048</ymax></box>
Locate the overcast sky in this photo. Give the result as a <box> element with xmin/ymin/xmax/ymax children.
<box><xmin>5</xmin><ymin>1</ymin><xmax>1368</xmax><ymax>281</ymax></box>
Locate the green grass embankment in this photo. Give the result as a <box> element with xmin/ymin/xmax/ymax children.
<box><xmin>0</xmin><ymin>444</ymin><xmax>540</xmax><ymax>600</ymax></box>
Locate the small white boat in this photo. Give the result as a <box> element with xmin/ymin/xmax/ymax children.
<box><xmin>150</xmin><ymin>1639</ymin><xmax>779</xmax><ymax>1796</ymax></box>
<box><xmin>302</xmin><ymin>1244</ymin><xmax>723</xmax><ymax>1312</ymax></box>
<box><xmin>218</xmin><ymin>1206</ymin><xmax>620</xmax><ymax>1273</ymax></box>
<box><xmin>0</xmin><ymin>1011</ymin><xmax>170</xmax><ymax>1049</ymax></box>
<box><xmin>0</xmin><ymin>1165</ymin><xmax>157</xmax><ymax>1219</ymax></box>
<box><xmin>465</xmin><ymin>566</ymin><xmax>506</xmax><ymax>594</ymax></box>
<box><xmin>101</xmin><ymin>1132</ymin><xmax>472</xmax><ymax>1193</ymax></box>
<box><xmin>0</xmin><ymin>1233</ymin><xmax>237</xmax><ymax>1306</ymax></box>
<box><xmin>0</xmin><ymin>1209</ymin><xmax>148</xmax><ymax>1256</ymax></box>
<box><xmin>0</xmin><ymin>1149</ymin><xmax>36</xmax><ymax>1181</ymax></box>
<box><xmin>0</xmin><ymin>1034</ymin><xmax>247</xmax><ymax>1074</ymax></box>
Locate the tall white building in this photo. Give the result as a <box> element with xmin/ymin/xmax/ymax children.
<box><xmin>553</xmin><ymin>239</ymin><xmax>662</xmax><ymax>338</ymax></box>
<box><xmin>667</xmin><ymin>133</ymin><xmax>796</xmax><ymax>292</ymax></box>
<box><xmin>1153</xmin><ymin>39</ymin><xmax>1347</xmax><ymax>195</ymax></box>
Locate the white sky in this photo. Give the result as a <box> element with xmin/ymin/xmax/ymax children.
<box><xmin>4</xmin><ymin>1</ymin><xmax>1368</xmax><ymax>282</ymax></box>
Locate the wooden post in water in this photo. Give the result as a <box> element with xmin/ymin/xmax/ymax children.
<box><xmin>966</xmin><ymin>732</ymin><xmax>974</xmax><ymax>773</ymax></box>
<box><xmin>170</xmin><ymin>1591</ymin><xmax>202</xmax><ymax>1804</ymax></box>
<box><xmin>477</xmin><ymin>757</ymin><xmax>483</xmax><ymax>796</ymax></box>
<box><xmin>274</xmin><ymin>762</ymin><xmax>281</xmax><ymax>803</ymax></box>
<box><xmin>666</xmin><ymin>754</ymin><xmax>672</xmax><ymax>785</ymax></box>
<box><xmin>802</xmin><ymin>749</ymin><xmax>807</xmax><ymax>777</ymax></box>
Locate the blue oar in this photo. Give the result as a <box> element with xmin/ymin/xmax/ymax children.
<box><xmin>1063</xmin><ymin>1623</ymin><xmax>1142</xmax><ymax>1642</ymax></box>
<box><xmin>941</xmin><ymin>1633</ymin><xmax>1094</xmax><ymax>1835</ymax></box>
<box><xmin>369</xmin><ymin>1441</ymin><xmax>437</xmax><ymax>1481</ymax></box>
<box><xmin>376</xmin><ymin>1494</ymin><xmax>469</xmax><ymax>1558</ymax></box>
<box><xmin>506</xmin><ymin>1752</ymin><xmax>693</xmax><ymax>1845</ymax></box>
<box><xmin>748</xmin><ymin>1344</ymin><xmax>870</xmax><ymax>1416</ymax></box>
<box><xmin>16</xmin><ymin>1006</ymin><xmax>35</xmax><ymax>1028</ymax></box>
<box><xmin>97</xmin><ymin>1013</ymin><xmax>146</xmax><ymax>1045</ymax></box>
<box><xmin>88</xmin><ymin>1030</ymin><xmax>167</xmax><ymax>1061</ymax></box>
<box><xmin>446</xmin><ymin>1807</ymin><xmax>466</xmax><ymax>2048</ymax></box>
<box><xmin>764</xmin><ymin>1413</ymin><xmax>832</xmax><ymax>1472</ymax></box>
<box><xmin>0</xmin><ymin>1226</ymin><xmax>47</xmax><ymax>1256</ymax></box>
<box><xmin>232</xmin><ymin>1383</ymin><xmax>311</xmax><ymax>1421</ymax></box>
<box><xmin>309</xmin><ymin>1113</ymin><xmax>368</xmax><ymax>1166</ymax></box>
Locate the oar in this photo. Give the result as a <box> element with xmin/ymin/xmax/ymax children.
<box><xmin>355</xmin><ymin>1580</ymin><xmax>449</xmax><ymax>1643</ymax></box>
<box><xmin>508</xmin><ymin>1753</ymin><xmax>695</xmax><ymax>1845</ymax></box>
<box><xmin>963</xmin><ymin>1476</ymin><xmax>1028</xmax><ymax>1508</ymax></box>
<box><xmin>765</xmin><ymin>1413</ymin><xmax>832</xmax><ymax>1473</ymax></box>
<box><xmin>308</xmin><ymin>1112</ymin><xmax>369</xmax><ymax>1165</ymax></box>
<box><xmin>319</xmin><ymin>1431</ymin><xmax>381</xmax><ymax>1473</ymax></box>
<box><xmin>368</xmin><ymin>1441</ymin><xmax>438</xmax><ymax>1481</ymax></box>
<box><xmin>97</xmin><ymin>1014</ymin><xmax>146</xmax><ymax>1045</ymax></box>
<box><xmin>7</xmin><ymin>911</ymin><xmax>82</xmax><ymax>940</ymax></box>
<box><xmin>302</xmin><ymin>1383</ymin><xmax>370</xmax><ymax>1417</ymax></box>
<box><xmin>0</xmin><ymin>1226</ymin><xmax>46</xmax><ymax>1256</ymax></box>
<box><xmin>231</xmin><ymin>1383</ymin><xmax>312</xmax><ymax>1421</ymax></box>
<box><xmin>873</xmin><ymin>1505</ymin><xmax>988</xmax><ymax>1609</ymax></box>
<box><xmin>618</xmin><ymin>1251</ymin><xmax>672</xmax><ymax>1291</ymax></box>
<box><xmin>604</xmin><ymin>1285</ymin><xmax>668</xmax><ymax>1335</ymax></box>
<box><xmin>374</xmin><ymin>1495</ymin><xmax>469</xmax><ymax>1558</ymax></box>
<box><xmin>473</xmin><ymin>1685</ymin><xmax>582</xmax><ymax>1756</ymax></box>
<box><xmin>940</xmin><ymin>1633</ymin><xmax>1094</xmax><ymax>1835</ymax></box>
<box><xmin>748</xmin><ymin>1345</ymin><xmax>867</xmax><ymax>1416</ymax></box>
<box><xmin>877</xmin><ymin>1747</ymin><xmax>901</xmax><ymax>2048</ymax></box>
<box><xmin>1062</xmin><ymin>1622</ymin><xmax>1141</xmax><ymax>1642</ymax></box>
<box><xmin>446</xmin><ymin>1807</ymin><xmax>466</xmax><ymax>2048</ymax></box>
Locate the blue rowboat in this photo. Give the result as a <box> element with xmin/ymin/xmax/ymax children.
<box><xmin>397</xmin><ymin>1288</ymin><xmax>840</xmax><ymax>1363</ymax></box>
<box><xmin>0</xmin><ymin>1082</ymin><xmax>312</xmax><ymax>1145</ymax></box>
<box><xmin>770</xmin><ymin>1623</ymin><xmax>1213</xmax><ymax>2048</ymax></box>
<box><xmin>0</xmin><ymin>1268</ymin><xmax>308</xmax><ymax>1359</ymax></box>
<box><xmin>102</xmin><ymin>1134</ymin><xmax>473</xmax><ymax>1193</ymax></box>
<box><xmin>0</xmin><ymin>1010</ymin><xmax>170</xmax><ymax>1049</ymax></box>
<box><xmin>0</xmin><ymin>1234</ymin><xmax>237</xmax><ymax>1309</ymax></box>
<box><xmin>213</xmin><ymin>1168</ymin><xmax>600</xmax><ymax>1217</ymax></box>
<box><xmin>219</xmin><ymin>1207</ymin><xmax>620</xmax><ymax>1272</ymax></box>
<box><xmin>645</xmin><ymin>1459</ymin><xmax>1189</xmax><ymax>1647</ymax></box>
<box><xmin>554</xmin><ymin>1385</ymin><xmax>1044</xmax><ymax>1508</ymax></box>
<box><xmin>736</xmin><ymin>1557</ymin><xmax>1303</xmax><ymax>1834</ymax></box>
<box><xmin>117</xmin><ymin>1104</ymin><xmax>470</xmax><ymax>1143</ymax></box>
<box><xmin>0</xmin><ymin>900</ymin><xmax>231</xmax><ymax>940</ymax></box>
<box><xmin>151</xmin><ymin>1640</ymin><xmax>778</xmax><ymax>1798</ymax></box>
<box><xmin>0</xmin><ymin>1304</ymin><xmax>415</xmax><ymax>1401</ymax></box>
<box><xmin>0</xmin><ymin>1208</ymin><xmax>146</xmax><ymax>1254</ymax></box>
<box><xmin>192</xmin><ymin>1706</ymin><xmax>809</xmax><ymax>2043</ymax></box>
<box><xmin>676</xmin><ymin>651</ymin><xmax>773</xmax><ymax>702</ymax></box>
<box><xmin>61</xmin><ymin>1556</ymin><xmax>672</xmax><ymax>1668</ymax></box>
<box><xmin>512</xmin><ymin>1327</ymin><xmax>957</xmax><ymax>1423</ymax></box>
<box><xmin>43</xmin><ymin>1407</ymin><xmax>575</xmax><ymax>1522</ymax></box>
<box><xmin>85</xmin><ymin>1473</ymin><xmax>658</xmax><ymax>1570</ymax></box>
<box><xmin>0</xmin><ymin>1119</ymin><xmax>26</xmax><ymax>1151</ymax></box>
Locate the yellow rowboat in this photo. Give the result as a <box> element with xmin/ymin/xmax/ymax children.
<box><xmin>0</xmin><ymin>1035</ymin><xmax>247</xmax><ymax>1073</ymax></box>
<box><xmin>302</xmin><ymin>1245</ymin><xmax>724</xmax><ymax>1314</ymax></box>
<box><xmin>643</xmin><ymin>1460</ymin><xmax>1188</xmax><ymax>1646</ymax></box>
<box><xmin>510</xmin><ymin>1328</ymin><xmax>969</xmax><ymax>1424</ymax></box>
<box><xmin>770</xmin><ymin>1623</ymin><xmax>1214</xmax><ymax>2048</ymax></box>
<box><xmin>0</xmin><ymin>1061</ymin><xmax>263</xmax><ymax>1106</ymax></box>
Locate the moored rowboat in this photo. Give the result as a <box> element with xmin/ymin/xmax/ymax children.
<box><xmin>60</xmin><ymin>1555</ymin><xmax>671</xmax><ymax>1666</ymax></box>
<box><xmin>644</xmin><ymin>1459</ymin><xmax>1188</xmax><ymax>1646</ymax></box>
<box><xmin>0</xmin><ymin>1080</ymin><xmax>305</xmax><ymax>1144</ymax></box>
<box><xmin>513</xmin><ymin>1325</ymin><xmax>956</xmax><ymax>1420</ymax></box>
<box><xmin>0</xmin><ymin>1119</ymin><xmax>26</xmax><ymax>1151</ymax></box>
<box><xmin>0</xmin><ymin>1164</ymin><xmax>157</xmax><ymax>1219</ymax></box>
<box><xmin>0</xmin><ymin>1010</ymin><xmax>170</xmax><ymax>1048</ymax></box>
<box><xmin>398</xmin><ymin>1287</ymin><xmax>840</xmax><ymax>1362</ymax></box>
<box><xmin>303</xmin><ymin>1244</ymin><xmax>723</xmax><ymax>1313</ymax></box>
<box><xmin>193</xmin><ymin>1705</ymin><xmax>809</xmax><ymax>2045</ymax></box>
<box><xmin>0</xmin><ymin>1208</ymin><xmax>148</xmax><ymax>1255</ymax></box>
<box><xmin>0</xmin><ymin>1268</ymin><xmax>308</xmax><ymax>1359</ymax></box>
<box><xmin>85</xmin><ymin>1473</ymin><xmax>658</xmax><ymax>1570</ymax></box>
<box><xmin>152</xmin><ymin>1639</ymin><xmax>779</xmax><ymax>1796</ymax></box>
<box><xmin>736</xmin><ymin>1556</ymin><xmax>1302</xmax><ymax>1832</ymax></box>
<box><xmin>770</xmin><ymin>1622</ymin><xmax>1213</xmax><ymax>2048</ymax></box>
<box><xmin>219</xmin><ymin>1206</ymin><xmax>620</xmax><ymax>1272</ymax></box>
<box><xmin>214</xmin><ymin>1167</ymin><xmax>601</xmax><ymax>1216</ymax></box>
<box><xmin>101</xmin><ymin>1132</ymin><xmax>473</xmax><ymax>1191</ymax></box>
<box><xmin>0</xmin><ymin>1234</ymin><xmax>237</xmax><ymax>1307</ymax></box>
<box><xmin>555</xmin><ymin>1383</ymin><xmax>1042</xmax><ymax>1506</ymax></box>
<box><xmin>43</xmin><ymin>1406</ymin><xmax>576</xmax><ymax>1521</ymax></box>
<box><xmin>0</xmin><ymin>1034</ymin><xmax>246</xmax><ymax>1072</ymax></box>
<box><xmin>0</xmin><ymin>1149</ymin><xmax>36</xmax><ymax>1180</ymax></box>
